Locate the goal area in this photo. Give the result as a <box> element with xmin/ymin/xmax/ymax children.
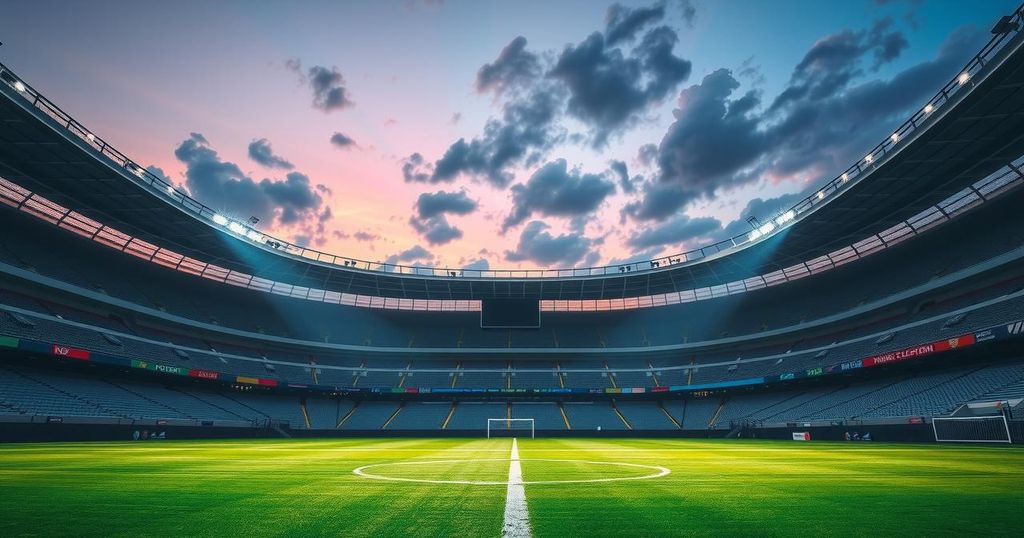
<box><xmin>487</xmin><ymin>418</ymin><xmax>534</xmax><ymax>438</ymax></box>
<box><xmin>932</xmin><ymin>415</ymin><xmax>1012</xmax><ymax>444</ymax></box>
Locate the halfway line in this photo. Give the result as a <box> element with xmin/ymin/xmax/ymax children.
<box><xmin>501</xmin><ymin>438</ymin><xmax>532</xmax><ymax>538</ymax></box>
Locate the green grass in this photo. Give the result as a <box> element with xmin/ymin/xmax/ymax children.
<box><xmin>0</xmin><ymin>438</ymin><xmax>1020</xmax><ymax>537</ymax></box>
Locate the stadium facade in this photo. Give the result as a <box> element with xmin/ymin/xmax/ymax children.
<box><xmin>1</xmin><ymin>7</ymin><xmax>1024</xmax><ymax>444</ymax></box>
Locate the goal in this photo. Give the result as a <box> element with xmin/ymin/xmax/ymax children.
<box><xmin>487</xmin><ymin>418</ymin><xmax>534</xmax><ymax>438</ymax></box>
<box><xmin>932</xmin><ymin>415</ymin><xmax>1012</xmax><ymax>444</ymax></box>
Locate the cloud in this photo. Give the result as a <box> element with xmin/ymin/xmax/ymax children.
<box><xmin>248</xmin><ymin>138</ymin><xmax>294</xmax><ymax>170</ymax></box>
<box><xmin>461</xmin><ymin>258</ymin><xmax>490</xmax><ymax>271</ymax></box>
<box><xmin>609</xmin><ymin>159</ymin><xmax>639</xmax><ymax>193</ymax></box>
<box><xmin>353</xmin><ymin>231</ymin><xmax>380</xmax><ymax>242</ymax></box>
<box><xmin>329</xmin><ymin>132</ymin><xmax>357</xmax><ymax>149</ymax></box>
<box><xmin>605</xmin><ymin>2</ymin><xmax>666</xmax><ymax>46</ymax></box>
<box><xmin>173</xmin><ymin>133</ymin><xmax>329</xmax><ymax>232</ymax></box>
<box><xmin>385</xmin><ymin>245</ymin><xmax>434</xmax><ymax>265</ymax></box>
<box><xmin>403</xmin><ymin>15</ymin><xmax>693</xmax><ymax>185</ymax></box>
<box><xmin>476</xmin><ymin>36</ymin><xmax>543</xmax><ymax>95</ymax></box>
<box><xmin>415</xmin><ymin>190</ymin><xmax>478</xmax><ymax>219</ymax></box>
<box><xmin>550</xmin><ymin>25</ymin><xmax>691</xmax><ymax>147</ymax></box>
<box><xmin>677</xmin><ymin>0</ymin><xmax>697</xmax><ymax>28</ymax></box>
<box><xmin>410</xmin><ymin>215</ymin><xmax>463</xmax><ymax>245</ymax></box>
<box><xmin>504</xmin><ymin>221</ymin><xmax>595</xmax><ymax>266</ymax></box>
<box><xmin>403</xmin><ymin>86</ymin><xmax>565</xmax><ymax>187</ymax></box>
<box><xmin>625</xmin><ymin>214</ymin><xmax>721</xmax><ymax>250</ymax></box>
<box><xmin>286</xmin><ymin>59</ymin><xmax>354</xmax><ymax>112</ymax></box>
<box><xmin>503</xmin><ymin>159</ymin><xmax>615</xmax><ymax>231</ymax></box>
<box><xmin>409</xmin><ymin>190</ymin><xmax>478</xmax><ymax>245</ymax></box>
<box><xmin>627</xmin><ymin>21</ymin><xmax>979</xmax><ymax>223</ymax></box>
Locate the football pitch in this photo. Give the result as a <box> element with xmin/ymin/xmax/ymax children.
<box><xmin>0</xmin><ymin>438</ymin><xmax>1021</xmax><ymax>537</ymax></box>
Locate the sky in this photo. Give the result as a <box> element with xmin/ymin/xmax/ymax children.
<box><xmin>0</xmin><ymin>0</ymin><xmax>1018</xmax><ymax>271</ymax></box>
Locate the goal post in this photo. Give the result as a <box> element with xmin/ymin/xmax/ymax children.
<box><xmin>487</xmin><ymin>418</ymin><xmax>535</xmax><ymax>439</ymax></box>
<box><xmin>932</xmin><ymin>415</ymin><xmax>1012</xmax><ymax>444</ymax></box>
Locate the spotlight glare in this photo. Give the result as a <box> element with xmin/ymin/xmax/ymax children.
<box><xmin>842</xmin><ymin>173</ymin><xmax>849</xmax><ymax>182</ymax></box>
<box><xmin>865</xmin><ymin>154</ymin><xmax>874</xmax><ymax>163</ymax></box>
<box><xmin>957</xmin><ymin>72</ymin><xmax>970</xmax><ymax>85</ymax></box>
<box><xmin>212</xmin><ymin>214</ymin><xmax>229</xmax><ymax>226</ymax></box>
<box><xmin>817</xmin><ymin>191</ymin><xmax>825</xmax><ymax>200</ymax></box>
<box><xmin>227</xmin><ymin>221</ymin><xmax>246</xmax><ymax>235</ymax></box>
<box><xmin>924</xmin><ymin>103</ymin><xmax>934</xmax><ymax>114</ymax></box>
<box><xmin>890</xmin><ymin>133</ymin><xmax>899</xmax><ymax>143</ymax></box>
<box><xmin>13</xmin><ymin>81</ymin><xmax>25</xmax><ymax>92</ymax></box>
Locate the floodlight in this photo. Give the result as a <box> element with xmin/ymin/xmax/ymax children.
<box><xmin>86</xmin><ymin>133</ymin><xmax>95</xmax><ymax>142</ymax></box>
<box><xmin>246</xmin><ymin>230</ymin><xmax>262</xmax><ymax>241</ymax></box>
<box><xmin>212</xmin><ymin>214</ymin><xmax>229</xmax><ymax>226</ymax></box>
<box><xmin>842</xmin><ymin>172</ymin><xmax>849</xmax><ymax>182</ymax></box>
<box><xmin>865</xmin><ymin>154</ymin><xmax>874</xmax><ymax>163</ymax></box>
<box><xmin>817</xmin><ymin>191</ymin><xmax>825</xmax><ymax>200</ymax></box>
<box><xmin>924</xmin><ymin>104</ymin><xmax>934</xmax><ymax>114</ymax></box>
<box><xmin>13</xmin><ymin>80</ymin><xmax>25</xmax><ymax>92</ymax></box>
<box><xmin>958</xmin><ymin>72</ymin><xmax>970</xmax><ymax>85</ymax></box>
<box><xmin>227</xmin><ymin>221</ymin><xmax>246</xmax><ymax>235</ymax></box>
<box><xmin>166</xmin><ymin>186</ymin><xmax>175</xmax><ymax>195</ymax></box>
<box><xmin>890</xmin><ymin>133</ymin><xmax>899</xmax><ymax>143</ymax></box>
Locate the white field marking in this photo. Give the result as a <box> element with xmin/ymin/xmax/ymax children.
<box><xmin>351</xmin><ymin>458</ymin><xmax>671</xmax><ymax>485</ymax></box>
<box><xmin>502</xmin><ymin>438</ymin><xmax>532</xmax><ymax>538</ymax></box>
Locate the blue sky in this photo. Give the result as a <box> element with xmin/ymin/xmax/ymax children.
<box><xmin>0</xmin><ymin>0</ymin><xmax>1018</xmax><ymax>269</ymax></box>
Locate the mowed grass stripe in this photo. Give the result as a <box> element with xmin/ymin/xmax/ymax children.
<box><xmin>1</xmin><ymin>438</ymin><xmax>1021</xmax><ymax>537</ymax></box>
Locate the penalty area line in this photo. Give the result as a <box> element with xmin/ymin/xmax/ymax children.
<box><xmin>502</xmin><ymin>438</ymin><xmax>532</xmax><ymax>538</ymax></box>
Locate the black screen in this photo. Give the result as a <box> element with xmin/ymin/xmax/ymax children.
<box><xmin>480</xmin><ymin>298</ymin><xmax>540</xmax><ymax>328</ymax></box>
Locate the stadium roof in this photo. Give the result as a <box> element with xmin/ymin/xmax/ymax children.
<box><xmin>0</xmin><ymin>17</ymin><xmax>1023</xmax><ymax>300</ymax></box>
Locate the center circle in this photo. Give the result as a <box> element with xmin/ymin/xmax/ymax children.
<box><xmin>352</xmin><ymin>458</ymin><xmax>671</xmax><ymax>485</ymax></box>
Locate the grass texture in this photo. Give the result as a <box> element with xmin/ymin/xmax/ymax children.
<box><xmin>0</xmin><ymin>437</ymin><xmax>1020</xmax><ymax>537</ymax></box>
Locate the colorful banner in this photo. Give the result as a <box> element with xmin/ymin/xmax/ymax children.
<box><xmin>792</xmin><ymin>432</ymin><xmax>811</xmax><ymax>441</ymax></box>
<box><xmin>862</xmin><ymin>333</ymin><xmax>975</xmax><ymax>368</ymax></box>
<box><xmin>188</xmin><ymin>368</ymin><xmax>219</xmax><ymax>380</ymax></box>
<box><xmin>51</xmin><ymin>344</ymin><xmax>89</xmax><ymax>360</ymax></box>
<box><xmin>131</xmin><ymin>359</ymin><xmax>188</xmax><ymax>375</ymax></box>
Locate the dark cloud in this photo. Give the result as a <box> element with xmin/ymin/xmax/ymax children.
<box><xmin>676</xmin><ymin>0</ymin><xmax>697</xmax><ymax>28</ymax></box>
<box><xmin>461</xmin><ymin>258</ymin><xmax>490</xmax><ymax>271</ymax></box>
<box><xmin>550</xmin><ymin>25</ymin><xmax>691</xmax><ymax>147</ymax></box>
<box><xmin>625</xmin><ymin>68</ymin><xmax>767</xmax><ymax>221</ymax></box>
<box><xmin>286</xmin><ymin>59</ymin><xmax>354</xmax><ymax>112</ymax></box>
<box><xmin>605</xmin><ymin>2</ymin><xmax>666</xmax><ymax>45</ymax></box>
<box><xmin>476</xmin><ymin>36</ymin><xmax>543</xmax><ymax>95</ymax></box>
<box><xmin>353</xmin><ymin>231</ymin><xmax>380</xmax><ymax>242</ymax></box>
<box><xmin>247</xmin><ymin>138</ymin><xmax>294</xmax><ymax>170</ymax></box>
<box><xmin>628</xmin><ymin>22</ymin><xmax>979</xmax><ymax>223</ymax></box>
<box><xmin>503</xmin><ymin>159</ymin><xmax>615</xmax><ymax>231</ymax></box>
<box><xmin>146</xmin><ymin>165</ymin><xmax>172</xmax><ymax>184</ymax></box>
<box><xmin>609</xmin><ymin>160</ymin><xmax>634</xmax><ymax>193</ymax></box>
<box><xmin>409</xmin><ymin>190</ymin><xmax>477</xmax><ymax>245</ymax></box>
<box><xmin>385</xmin><ymin>245</ymin><xmax>434</xmax><ymax>265</ymax></box>
<box><xmin>329</xmin><ymin>132</ymin><xmax>357</xmax><ymax>149</ymax></box>
<box><xmin>404</xmin><ymin>87</ymin><xmax>565</xmax><ymax>187</ymax></box>
<box><xmin>625</xmin><ymin>214</ymin><xmax>721</xmax><ymax>250</ymax></box>
<box><xmin>403</xmin><ymin>14</ymin><xmax>693</xmax><ymax>184</ymax></box>
<box><xmin>415</xmin><ymin>190</ymin><xmax>478</xmax><ymax>219</ymax></box>
<box><xmin>410</xmin><ymin>215</ymin><xmax>463</xmax><ymax>245</ymax></box>
<box><xmin>173</xmin><ymin>133</ymin><xmax>328</xmax><ymax>231</ymax></box>
<box><xmin>504</xmin><ymin>221</ymin><xmax>595</xmax><ymax>266</ymax></box>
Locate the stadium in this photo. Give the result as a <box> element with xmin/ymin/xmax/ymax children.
<box><xmin>1</xmin><ymin>1</ymin><xmax>1023</xmax><ymax>536</ymax></box>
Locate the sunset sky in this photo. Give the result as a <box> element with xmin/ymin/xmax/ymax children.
<box><xmin>1</xmin><ymin>0</ymin><xmax>1016</xmax><ymax>270</ymax></box>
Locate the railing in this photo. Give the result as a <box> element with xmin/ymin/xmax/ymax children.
<box><xmin>1</xmin><ymin>151</ymin><xmax>1021</xmax><ymax>311</ymax></box>
<box><xmin>0</xmin><ymin>3</ymin><xmax>1021</xmax><ymax>280</ymax></box>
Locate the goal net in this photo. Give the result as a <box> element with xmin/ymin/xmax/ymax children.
<box><xmin>933</xmin><ymin>416</ymin><xmax>1012</xmax><ymax>444</ymax></box>
<box><xmin>487</xmin><ymin>418</ymin><xmax>534</xmax><ymax>438</ymax></box>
